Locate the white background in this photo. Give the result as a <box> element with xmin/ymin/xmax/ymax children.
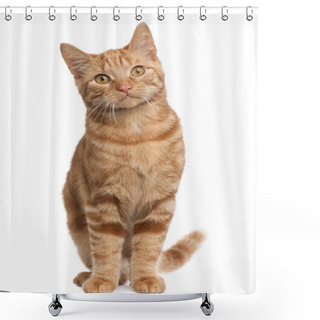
<box><xmin>1</xmin><ymin>0</ymin><xmax>320</xmax><ymax>319</ymax></box>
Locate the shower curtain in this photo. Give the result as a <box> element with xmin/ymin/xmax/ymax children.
<box><xmin>0</xmin><ymin>6</ymin><xmax>258</xmax><ymax>295</ymax></box>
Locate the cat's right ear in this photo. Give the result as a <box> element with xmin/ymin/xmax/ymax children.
<box><xmin>60</xmin><ymin>43</ymin><xmax>91</xmax><ymax>79</ymax></box>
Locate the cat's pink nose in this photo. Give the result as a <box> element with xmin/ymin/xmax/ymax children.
<box><xmin>119</xmin><ymin>85</ymin><xmax>131</xmax><ymax>95</ymax></box>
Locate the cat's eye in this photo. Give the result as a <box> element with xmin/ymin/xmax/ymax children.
<box><xmin>131</xmin><ymin>66</ymin><xmax>145</xmax><ymax>77</ymax></box>
<box><xmin>95</xmin><ymin>74</ymin><xmax>110</xmax><ymax>84</ymax></box>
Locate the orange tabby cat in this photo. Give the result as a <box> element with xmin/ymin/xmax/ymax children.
<box><xmin>61</xmin><ymin>22</ymin><xmax>205</xmax><ymax>293</ymax></box>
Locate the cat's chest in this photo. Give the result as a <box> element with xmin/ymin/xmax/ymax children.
<box><xmin>90</xmin><ymin>138</ymin><xmax>164</xmax><ymax>171</ymax></box>
<box><xmin>87</xmin><ymin>120</ymin><xmax>183</xmax><ymax>185</ymax></box>
<box><xmin>119</xmin><ymin>142</ymin><xmax>163</xmax><ymax>173</ymax></box>
<box><xmin>87</xmin><ymin>133</ymin><xmax>184</xmax><ymax>204</ymax></box>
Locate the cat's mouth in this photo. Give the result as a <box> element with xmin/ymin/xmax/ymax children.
<box><xmin>120</xmin><ymin>94</ymin><xmax>138</xmax><ymax>100</ymax></box>
<box><xmin>117</xmin><ymin>95</ymin><xmax>144</xmax><ymax>108</ymax></box>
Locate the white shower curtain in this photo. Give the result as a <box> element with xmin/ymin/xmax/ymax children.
<box><xmin>0</xmin><ymin>7</ymin><xmax>257</xmax><ymax>294</ymax></box>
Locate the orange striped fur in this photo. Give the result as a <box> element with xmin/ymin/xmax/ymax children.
<box><xmin>61</xmin><ymin>23</ymin><xmax>205</xmax><ymax>293</ymax></box>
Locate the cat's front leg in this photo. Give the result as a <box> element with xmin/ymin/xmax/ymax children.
<box><xmin>83</xmin><ymin>192</ymin><xmax>125</xmax><ymax>293</ymax></box>
<box><xmin>130</xmin><ymin>195</ymin><xmax>175</xmax><ymax>293</ymax></box>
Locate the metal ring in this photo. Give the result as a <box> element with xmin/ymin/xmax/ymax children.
<box><xmin>135</xmin><ymin>6</ymin><xmax>142</xmax><ymax>21</ymax></box>
<box><xmin>113</xmin><ymin>6</ymin><xmax>120</xmax><ymax>21</ymax></box>
<box><xmin>70</xmin><ymin>6</ymin><xmax>77</xmax><ymax>21</ymax></box>
<box><xmin>25</xmin><ymin>6</ymin><xmax>32</xmax><ymax>21</ymax></box>
<box><xmin>49</xmin><ymin>6</ymin><xmax>56</xmax><ymax>21</ymax></box>
<box><xmin>157</xmin><ymin>6</ymin><xmax>165</xmax><ymax>21</ymax></box>
<box><xmin>221</xmin><ymin>6</ymin><xmax>228</xmax><ymax>21</ymax></box>
<box><xmin>200</xmin><ymin>6</ymin><xmax>207</xmax><ymax>21</ymax></box>
<box><xmin>90</xmin><ymin>6</ymin><xmax>97</xmax><ymax>21</ymax></box>
<box><xmin>246</xmin><ymin>6</ymin><xmax>253</xmax><ymax>21</ymax></box>
<box><xmin>177</xmin><ymin>6</ymin><xmax>184</xmax><ymax>21</ymax></box>
<box><xmin>5</xmin><ymin>6</ymin><xmax>12</xmax><ymax>21</ymax></box>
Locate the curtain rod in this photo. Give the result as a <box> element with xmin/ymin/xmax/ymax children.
<box><xmin>0</xmin><ymin>6</ymin><xmax>259</xmax><ymax>9</ymax></box>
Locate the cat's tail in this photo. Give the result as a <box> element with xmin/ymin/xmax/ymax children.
<box><xmin>158</xmin><ymin>230</ymin><xmax>206</xmax><ymax>273</ymax></box>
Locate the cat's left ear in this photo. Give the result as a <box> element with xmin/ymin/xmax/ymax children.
<box><xmin>128</xmin><ymin>23</ymin><xmax>157</xmax><ymax>59</ymax></box>
<box><xmin>60</xmin><ymin>43</ymin><xmax>92</xmax><ymax>79</ymax></box>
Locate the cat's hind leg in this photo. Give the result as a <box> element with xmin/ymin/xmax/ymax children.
<box><xmin>64</xmin><ymin>183</ymin><xmax>93</xmax><ymax>278</ymax></box>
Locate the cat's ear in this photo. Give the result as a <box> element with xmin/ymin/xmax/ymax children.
<box><xmin>128</xmin><ymin>23</ymin><xmax>157</xmax><ymax>59</ymax></box>
<box><xmin>60</xmin><ymin>43</ymin><xmax>92</xmax><ymax>79</ymax></box>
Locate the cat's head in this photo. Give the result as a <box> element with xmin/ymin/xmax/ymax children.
<box><xmin>60</xmin><ymin>23</ymin><xmax>165</xmax><ymax>114</ymax></box>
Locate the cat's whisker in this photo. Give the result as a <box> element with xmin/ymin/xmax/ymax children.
<box><xmin>112</xmin><ymin>103</ymin><xmax>117</xmax><ymax>124</ymax></box>
<box><xmin>93</xmin><ymin>97</ymin><xmax>106</xmax><ymax>104</ymax></box>
<box><xmin>100</xmin><ymin>106</ymin><xmax>106</xmax><ymax>127</ymax></box>
<box><xmin>88</xmin><ymin>98</ymin><xmax>108</xmax><ymax>118</ymax></box>
<box><xmin>88</xmin><ymin>103</ymin><xmax>102</xmax><ymax>118</ymax></box>
<box><xmin>146</xmin><ymin>95</ymin><xmax>161</xmax><ymax>104</ymax></box>
<box><xmin>146</xmin><ymin>96</ymin><xmax>154</xmax><ymax>103</ymax></box>
<box><xmin>108</xmin><ymin>104</ymin><xmax>112</xmax><ymax>122</ymax></box>
<box><xmin>100</xmin><ymin>102</ymin><xmax>110</xmax><ymax>127</ymax></box>
<box><xmin>93</xmin><ymin>97</ymin><xmax>107</xmax><ymax>106</ymax></box>
<box><xmin>143</xmin><ymin>97</ymin><xmax>152</xmax><ymax>107</ymax></box>
<box><xmin>93</xmin><ymin>103</ymin><xmax>106</xmax><ymax>124</ymax></box>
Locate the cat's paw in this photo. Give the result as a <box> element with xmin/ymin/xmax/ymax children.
<box><xmin>73</xmin><ymin>271</ymin><xmax>92</xmax><ymax>287</ymax></box>
<box><xmin>83</xmin><ymin>276</ymin><xmax>117</xmax><ymax>293</ymax></box>
<box><xmin>131</xmin><ymin>276</ymin><xmax>166</xmax><ymax>293</ymax></box>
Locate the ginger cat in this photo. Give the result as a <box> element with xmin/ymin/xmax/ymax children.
<box><xmin>60</xmin><ymin>22</ymin><xmax>204</xmax><ymax>293</ymax></box>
